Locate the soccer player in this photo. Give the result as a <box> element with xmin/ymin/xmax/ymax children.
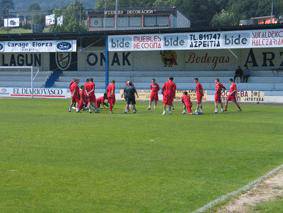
<box><xmin>77</xmin><ymin>85</ymin><xmax>87</xmax><ymax>112</ymax></box>
<box><xmin>225</xmin><ymin>78</ymin><xmax>242</xmax><ymax>112</ymax></box>
<box><xmin>162</xmin><ymin>77</ymin><xmax>176</xmax><ymax>115</ymax></box>
<box><xmin>122</xmin><ymin>81</ymin><xmax>139</xmax><ymax>113</ymax></box>
<box><xmin>106</xmin><ymin>80</ymin><xmax>116</xmax><ymax>113</ymax></box>
<box><xmin>68</xmin><ymin>79</ymin><xmax>80</xmax><ymax>112</ymax></box>
<box><xmin>214</xmin><ymin>78</ymin><xmax>226</xmax><ymax>113</ymax></box>
<box><xmin>194</xmin><ymin>78</ymin><xmax>204</xmax><ymax>114</ymax></box>
<box><xmin>85</xmin><ymin>78</ymin><xmax>96</xmax><ymax>113</ymax></box>
<box><xmin>181</xmin><ymin>91</ymin><xmax>192</xmax><ymax>115</ymax></box>
<box><xmin>148</xmin><ymin>78</ymin><xmax>160</xmax><ymax>111</ymax></box>
<box><xmin>95</xmin><ymin>93</ymin><xmax>109</xmax><ymax>112</ymax></box>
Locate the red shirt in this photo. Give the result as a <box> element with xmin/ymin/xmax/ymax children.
<box><xmin>85</xmin><ymin>82</ymin><xmax>95</xmax><ymax>96</ymax></box>
<box><xmin>70</xmin><ymin>82</ymin><xmax>79</xmax><ymax>97</ymax></box>
<box><xmin>79</xmin><ymin>89</ymin><xmax>87</xmax><ymax>102</ymax></box>
<box><xmin>162</xmin><ymin>80</ymin><xmax>176</xmax><ymax>96</ymax></box>
<box><xmin>229</xmin><ymin>83</ymin><xmax>237</xmax><ymax>96</ymax></box>
<box><xmin>182</xmin><ymin>94</ymin><xmax>191</xmax><ymax>105</ymax></box>
<box><xmin>96</xmin><ymin>96</ymin><xmax>105</xmax><ymax>107</ymax></box>
<box><xmin>215</xmin><ymin>82</ymin><xmax>225</xmax><ymax>95</ymax></box>
<box><xmin>196</xmin><ymin>82</ymin><xmax>203</xmax><ymax>96</ymax></box>
<box><xmin>69</xmin><ymin>80</ymin><xmax>74</xmax><ymax>90</ymax></box>
<box><xmin>150</xmin><ymin>83</ymin><xmax>160</xmax><ymax>94</ymax></box>
<box><xmin>107</xmin><ymin>83</ymin><xmax>115</xmax><ymax>98</ymax></box>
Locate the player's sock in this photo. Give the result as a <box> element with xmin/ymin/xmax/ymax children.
<box><xmin>214</xmin><ymin>108</ymin><xmax>218</xmax><ymax>113</ymax></box>
<box><xmin>182</xmin><ymin>110</ymin><xmax>186</xmax><ymax>114</ymax></box>
<box><xmin>162</xmin><ymin>111</ymin><xmax>166</xmax><ymax>115</ymax></box>
<box><xmin>221</xmin><ymin>108</ymin><xmax>224</xmax><ymax>112</ymax></box>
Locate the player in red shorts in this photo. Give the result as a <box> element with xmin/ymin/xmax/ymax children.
<box><xmin>106</xmin><ymin>80</ymin><xmax>116</xmax><ymax>113</ymax></box>
<box><xmin>214</xmin><ymin>78</ymin><xmax>226</xmax><ymax>113</ymax></box>
<box><xmin>95</xmin><ymin>93</ymin><xmax>109</xmax><ymax>112</ymax></box>
<box><xmin>77</xmin><ymin>85</ymin><xmax>87</xmax><ymax>112</ymax></box>
<box><xmin>85</xmin><ymin>78</ymin><xmax>96</xmax><ymax>113</ymax></box>
<box><xmin>225</xmin><ymin>78</ymin><xmax>242</xmax><ymax>112</ymax></box>
<box><xmin>68</xmin><ymin>79</ymin><xmax>80</xmax><ymax>112</ymax></box>
<box><xmin>162</xmin><ymin>77</ymin><xmax>176</xmax><ymax>115</ymax></box>
<box><xmin>181</xmin><ymin>91</ymin><xmax>192</xmax><ymax>115</ymax></box>
<box><xmin>194</xmin><ymin>78</ymin><xmax>204</xmax><ymax>114</ymax></box>
<box><xmin>148</xmin><ymin>78</ymin><xmax>160</xmax><ymax>111</ymax></box>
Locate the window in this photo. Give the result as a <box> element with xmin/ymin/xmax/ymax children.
<box><xmin>117</xmin><ymin>17</ymin><xmax>129</xmax><ymax>27</ymax></box>
<box><xmin>144</xmin><ymin>16</ymin><xmax>157</xmax><ymax>27</ymax></box>
<box><xmin>129</xmin><ymin>16</ymin><xmax>141</xmax><ymax>27</ymax></box>
<box><xmin>91</xmin><ymin>17</ymin><xmax>103</xmax><ymax>28</ymax></box>
<box><xmin>157</xmin><ymin>16</ymin><xmax>169</xmax><ymax>27</ymax></box>
<box><xmin>104</xmin><ymin>17</ymin><xmax>114</xmax><ymax>28</ymax></box>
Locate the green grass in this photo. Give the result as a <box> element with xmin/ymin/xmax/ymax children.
<box><xmin>0</xmin><ymin>28</ymin><xmax>32</xmax><ymax>34</ymax></box>
<box><xmin>0</xmin><ymin>99</ymin><xmax>283</xmax><ymax>212</ymax></box>
<box><xmin>254</xmin><ymin>198</ymin><xmax>283</xmax><ymax>212</ymax></box>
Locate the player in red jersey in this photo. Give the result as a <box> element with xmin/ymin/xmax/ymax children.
<box><xmin>214</xmin><ymin>78</ymin><xmax>226</xmax><ymax>113</ymax></box>
<box><xmin>68</xmin><ymin>79</ymin><xmax>80</xmax><ymax>112</ymax></box>
<box><xmin>225</xmin><ymin>78</ymin><xmax>242</xmax><ymax>112</ymax></box>
<box><xmin>194</xmin><ymin>78</ymin><xmax>204</xmax><ymax>114</ymax></box>
<box><xmin>95</xmin><ymin>93</ymin><xmax>109</xmax><ymax>112</ymax></box>
<box><xmin>77</xmin><ymin>85</ymin><xmax>87</xmax><ymax>112</ymax></box>
<box><xmin>106</xmin><ymin>80</ymin><xmax>116</xmax><ymax>113</ymax></box>
<box><xmin>162</xmin><ymin>77</ymin><xmax>176</xmax><ymax>115</ymax></box>
<box><xmin>85</xmin><ymin>78</ymin><xmax>96</xmax><ymax>113</ymax></box>
<box><xmin>148</xmin><ymin>79</ymin><xmax>160</xmax><ymax>111</ymax></box>
<box><xmin>181</xmin><ymin>91</ymin><xmax>193</xmax><ymax>115</ymax></box>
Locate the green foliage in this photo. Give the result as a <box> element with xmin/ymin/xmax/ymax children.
<box><xmin>0</xmin><ymin>100</ymin><xmax>283</xmax><ymax>211</ymax></box>
<box><xmin>211</xmin><ymin>9</ymin><xmax>237</xmax><ymax>27</ymax></box>
<box><xmin>28</xmin><ymin>3</ymin><xmax>44</xmax><ymax>26</ymax></box>
<box><xmin>0</xmin><ymin>0</ymin><xmax>14</xmax><ymax>18</ymax></box>
<box><xmin>50</xmin><ymin>0</ymin><xmax>87</xmax><ymax>33</ymax></box>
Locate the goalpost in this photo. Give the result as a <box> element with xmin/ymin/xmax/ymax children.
<box><xmin>0</xmin><ymin>66</ymin><xmax>40</xmax><ymax>98</ymax></box>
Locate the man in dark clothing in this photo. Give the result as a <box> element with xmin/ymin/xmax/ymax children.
<box><xmin>234</xmin><ymin>66</ymin><xmax>243</xmax><ymax>82</ymax></box>
<box><xmin>122</xmin><ymin>81</ymin><xmax>139</xmax><ymax>113</ymax></box>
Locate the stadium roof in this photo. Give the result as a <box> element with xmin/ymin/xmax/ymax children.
<box><xmin>0</xmin><ymin>24</ymin><xmax>282</xmax><ymax>47</ymax></box>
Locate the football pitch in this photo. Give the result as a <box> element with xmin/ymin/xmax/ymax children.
<box><xmin>0</xmin><ymin>99</ymin><xmax>283</xmax><ymax>212</ymax></box>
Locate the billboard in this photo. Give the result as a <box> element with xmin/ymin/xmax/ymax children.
<box><xmin>0</xmin><ymin>40</ymin><xmax>77</xmax><ymax>53</ymax></box>
<box><xmin>108</xmin><ymin>28</ymin><xmax>283</xmax><ymax>51</ymax></box>
<box><xmin>4</xmin><ymin>18</ymin><xmax>20</xmax><ymax>27</ymax></box>
<box><xmin>45</xmin><ymin>14</ymin><xmax>56</xmax><ymax>26</ymax></box>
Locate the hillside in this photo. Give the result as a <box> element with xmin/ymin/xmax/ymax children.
<box><xmin>13</xmin><ymin>0</ymin><xmax>96</xmax><ymax>10</ymax></box>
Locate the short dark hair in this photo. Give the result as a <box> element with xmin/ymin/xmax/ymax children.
<box><xmin>86</xmin><ymin>78</ymin><xmax>90</xmax><ymax>82</ymax></box>
<box><xmin>229</xmin><ymin>78</ymin><xmax>234</xmax><ymax>82</ymax></box>
<box><xmin>111</xmin><ymin>80</ymin><xmax>115</xmax><ymax>83</ymax></box>
<box><xmin>90</xmin><ymin>78</ymin><xmax>94</xmax><ymax>82</ymax></box>
<box><xmin>216</xmin><ymin>78</ymin><xmax>220</xmax><ymax>82</ymax></box>
<box><xmin>80</xmin><ymin>85</ymin><xmax>84</xmax><ymax>89</ymax></box>
<box><xmin>183</xmin><ymin>91</ymin><xmax>188</xmax><ymax>95</ymax></box>
<box><xmin>194</xmin><ymin>78</ymin><xmax>199</xmax><ymax>81</ymax></box>
<box><xmin>129</xmin><ymin>81</ymin><xmax>133</xmax><ymax>86</ymax></box>
<box><xmin>169</xmin><ymin>77</ymin><xmax>174</xmax><ymax>81</ymax></box>
<box><xmin>152</xmin><ymin>78</ymin><xmax>156</xmax><ymax>82</ymax></box>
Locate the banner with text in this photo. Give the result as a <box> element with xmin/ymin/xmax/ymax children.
<box><xmin>108</xmin><ymin>28</ymin><xmax>283</xmax><ymax>51</ymax></box>
<box><xmin>0</xmin><ymin>87</ymin><xmax>70</xmax><ymax>98</ymax></box>
<box><xmin>0</xmin><ymin>40</ymin><xmax>77</xmax><ymax>53</ymax></box>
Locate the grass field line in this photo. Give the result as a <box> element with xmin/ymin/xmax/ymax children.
<box><xmin>192</xmin><ymin>163</ymin><xmax>283</xmax><ymax>213</ymax></box>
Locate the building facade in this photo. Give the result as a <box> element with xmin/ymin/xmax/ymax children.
<box><xmin>87</xmin><ymin>7</ymin><xmax>190</xmax><ymax>31</ymax></box>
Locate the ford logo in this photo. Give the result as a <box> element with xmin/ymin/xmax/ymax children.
<box><xmin>0</xmin><ymin>43</ymin><xmax>3</xmax><ymax>51</ymax></box>
<box><xmin>57</xmin><ymin>42</ymin><xmax>72</xmax><ymax>51</ymax></box>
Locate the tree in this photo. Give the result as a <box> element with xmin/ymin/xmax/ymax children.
<box><xmin>28</xmin><ymin>3</ymin><xmax>44</xmax><ymax>25</ymax></box>
<box><xmin>0</xmin><ymin>0</ymin><xmax>14</xmax><ymax>19</ymax></box>
<box><xmin>211</xmin><ymin>9</ymin><xmax>237</xmax><ymax>27</ymax></box>
<box><xmin>50</xmin><ymin>0</ymin><xmax>87</xmax><ymax>33</ymax></box>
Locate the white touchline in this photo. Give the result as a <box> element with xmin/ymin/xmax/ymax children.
<box><xmin>192</xmin><ymin>163</ymin><xmax>283</xmax><ymax>213</ymax></box>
